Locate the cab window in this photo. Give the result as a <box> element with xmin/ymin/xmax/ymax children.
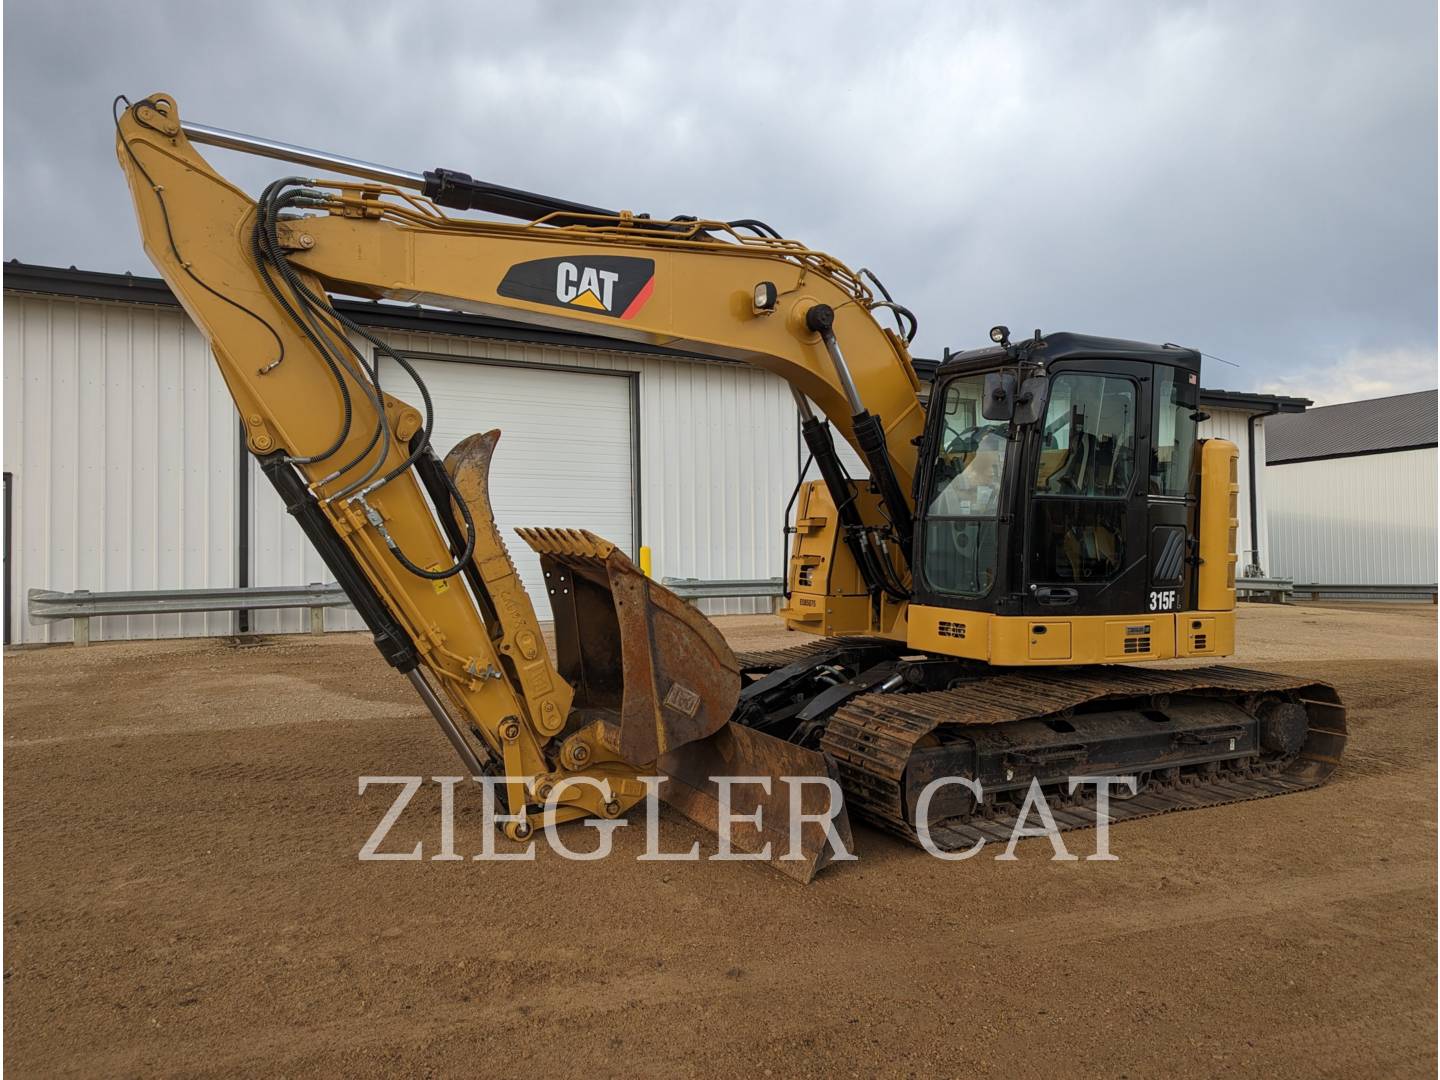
<box><xmin>1034</xmin><ymin>374</ymin><xmax>1136</xmax><ymax>497</ymax></box>
<box><xmin>1029</xmin><ymin>373</ymin><xmax>1135</xmax><ymax>585</ymax></box>
<box><xmin>921</xmin><ymin>374</ymin><xmax>1008</xmax><ymax>597</ymax></box>
<box><xmin>1150</xmin><ymin>365</ymin><xmax>1197</xmax><ymax>496</ymax></box>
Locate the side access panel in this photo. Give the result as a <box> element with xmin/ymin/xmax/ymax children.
<box><xmin>907</xmin><ymin>607</ymin><xmax>1234</xmax><ymax>665</ymax></box>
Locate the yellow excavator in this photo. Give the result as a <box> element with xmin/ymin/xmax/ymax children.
<box><xmin>114</xmin><ymin>93</ymin><xmax>1346</xmax><ymax>881</ymax></box>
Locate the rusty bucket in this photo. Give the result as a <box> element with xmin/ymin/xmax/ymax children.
<box><xmin>516</xmin><ymin>527</ymin><xmax>852</xmax><ymax>881</ymax></box>
<box><xmin>515</xmin><ymin>527</ymin><xmax>739</xmax><ymax>762</ymax></box>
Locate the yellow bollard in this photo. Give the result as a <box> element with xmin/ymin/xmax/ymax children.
<box><xmin>638</xmin><ymin>546</ymin><xmax>652</xmax><ymax>579</ymax></box>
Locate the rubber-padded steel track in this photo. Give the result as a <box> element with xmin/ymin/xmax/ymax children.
<box><xmin>736</xmin><ymin>637</ymin><xmax>883</xmax><ymax>672</ymax></box>
<box><xmin>739</xmin><ymin>641</ymin><xmax>1347</xmax><ymax>850</ymax></box>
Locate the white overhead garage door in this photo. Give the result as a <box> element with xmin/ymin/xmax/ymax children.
<box><xmin>380</xmin><ymin>354</ymin><xmax>636</xmax><ymax>620</ymax></box>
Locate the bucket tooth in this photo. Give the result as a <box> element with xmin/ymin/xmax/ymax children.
<box><xmin>516</xmin><ymin>528</ymin><xmax>739</xmax><ymax>763</ymax></box>
<box><xmin>517</xmin><ymin>526</ymin><xmax>615</xmax><ymax>561</ymax></box>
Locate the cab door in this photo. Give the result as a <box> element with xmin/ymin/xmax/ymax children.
<box><xmin>1144</xmin><ymin>363</ymin><xmax>1201</xmax><ymax>617</ymax></box>
<box><xmin>1021</xmin><ymin>362</ymin><xmax>1152</xmax><ymax>617</ymax></box>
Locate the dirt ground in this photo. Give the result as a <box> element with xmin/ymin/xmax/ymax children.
<box><xmin>5</xmin><ymin>603</ymin><xmax>1436</xmax><ymax>1078</ymax></box>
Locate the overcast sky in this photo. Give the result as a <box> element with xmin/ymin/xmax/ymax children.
<box><xmin>4</xmin><ymin>0</ymin><xmax>1435</xmax><ymax>403</ymax></box>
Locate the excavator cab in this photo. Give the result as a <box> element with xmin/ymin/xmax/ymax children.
<box><xmin>902</xmin><ymin>332</ymin><xmax>1227</xmax><ymax>665</ymax></box>
<box><xmin>749</xmin><ymin>333</ymin><xmax>1341</xmax><ymax>850</ymax></box>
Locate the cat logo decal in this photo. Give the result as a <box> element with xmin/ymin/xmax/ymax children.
<box><xmin>498</xmin><ymin>256</ymin><xmax>655</xmax><ymax>320</ymax></box>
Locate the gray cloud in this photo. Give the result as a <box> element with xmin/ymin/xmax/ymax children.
<box><xmin>5</xmin><ymin>0</ymin><xmax>1435</xmax><ymax>399</ymax></box>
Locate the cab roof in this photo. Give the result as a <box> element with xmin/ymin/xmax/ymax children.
<box><xmin>935</xmin><ymin>332</ymin><xmax>1203</xmax><ymax>377</ymax></box>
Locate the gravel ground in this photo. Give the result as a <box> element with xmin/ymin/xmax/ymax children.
<box><xmin>4</xmin><ymin>602</ymin><xmax>1435</xmax><ymax>1077</ymax></box>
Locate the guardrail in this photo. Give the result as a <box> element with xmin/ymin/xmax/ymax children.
<box><xmin>27</xmin><ymin>584</ymin><xmax>352</xmax><ymax>645</ymax></box>
<box><xmin>1292</xmin><ymin>583</ymin><xmax>1438</xmax><ymax>602</ymax></box>
<box><xmin>1233</xmin><ymin>579</ymin><xmax>1438</xmax><ymax>603</ymax></box>
<box><xmin>660</xmin><ymin>577</ymin><xmax>785</xmax><ymax>607</ymax></box>
<box><xmin>1235</xmin><ymin>576</ymin><xmax>1295</xmax><ymax>602</ymax></box>
<box><xmin>25</xmin><ymin>577</ymin><xmax>788</xmax><ymax>647</ymax></box>
<box><xmin>23</xmin><ymin>573</ymin><xmax>1434</xmax><ymax>648</ymax></box>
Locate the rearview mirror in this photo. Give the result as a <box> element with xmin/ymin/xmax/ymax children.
<box><xmin>981</xmin><ymin>372</ymin><xmax>1017</xmax><ymax>421</ymax></box>
<box><xmin>1013</xmin><ymin>375</ymin><xmax>1050</xmax><ymax>426</ymax></box>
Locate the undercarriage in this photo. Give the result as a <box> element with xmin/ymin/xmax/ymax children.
<box><xmin>734</xmin><ymin>638</ymin><xmax>1347</xmax><ymax>850</ymax></box>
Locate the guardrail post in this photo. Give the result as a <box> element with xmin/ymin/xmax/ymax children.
<box><xmin>73</xmin><ymin>615</ymin><xmax>90</xmax><ymax>647</ymax></box>
<box><xmin>309</xmin><ymin>606</ymin><xmax>325</xmax><ymax>635</ymax></box>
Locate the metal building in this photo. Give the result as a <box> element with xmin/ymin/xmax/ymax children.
<box><xmin>4</xmin><ymin>262</ymin><xmax>800</xmax><ymax>643</ymax></box>
<box><xmin>2</xmin><ymin>261</ymin><xmax>1308</xmax><ymax>642</ymax></box>
<box><xmin>1189</xmin><ymin>389</ymin><xmax>1309</xmax><ymax>578</ymax></box>
<box><xmin>1264</xmin><ymin>390</ymin><xmax>1438</xmax><ymax>589</ymax></box>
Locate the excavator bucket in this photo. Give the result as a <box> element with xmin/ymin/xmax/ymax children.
<box><xmin>516</xmin><ymin>526</ymin><xmax>852</xmax><ymax>881</ymax></box>
<box><xmin>658</xmin><ymin>724</ymin><xmax>855</xmax><ymax>884</ymax></box>
<box><xmin>515</xmin><ymin>527</ymin><xmax>738</xmax><ymax>761</ymax></box>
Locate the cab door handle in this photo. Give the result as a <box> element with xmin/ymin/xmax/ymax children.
<box><xmin>1035</xmin><ymin>587</ymin><xmax>1078</xmax><ymax>606</ymax></box>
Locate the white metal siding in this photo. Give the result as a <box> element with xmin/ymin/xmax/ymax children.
<box><xmin>4</xmin><ymin>295</ymin><xmax>237</xmax><ymax>643</ymax></box>
<box><xmin>1198</xmin><ymin>409</ymin><xmax>1269</xmax><ymax>573</ymax></box>
<box><xmin>1266</xmin><ymin>448</ymin><xmax>1438</xmax><ymax>585</ymax></box>
<box><xmin>244</xmin><ymin>326</ymin><xmax>802</xmax><ymax>628</ymax></box>
<box><xmin>832</xmin><ymin>426</ymin><xmax>870</xmax><ymax>480</ymax></box>
<box><xmin>387</xmin><ymin>354</ymin><xmax>634</xmax><ymax>620</ymax></box>
<box><xmin>369</xmin><ymin>332</ymin><xmax>800</xmax><ymax>617</ymax></box>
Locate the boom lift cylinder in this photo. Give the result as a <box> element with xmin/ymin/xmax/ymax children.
<box><xmin>806</xmin><ymin>304</ymin><xmax>915</xmax><ymax>567</ymax></box>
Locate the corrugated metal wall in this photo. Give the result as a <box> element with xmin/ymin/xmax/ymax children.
<box><xmin>1266</xmin><ymin>448</ymin><xmax>1438</xmax><ymax>584</ymax></box>
<box><xmin>5</xmin><ymin>293</ymin><xmax>801</xmax><ymax>642</ymax></box>
<box><xmin>4</xmin><ymin>295</ymin><xmax>237</xmax><ymax>643</ymax></box>
<box><xmin>1198</xmin><ymin>410</ymin><xmax>1269</xmax><ymax>573</ymax></box>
